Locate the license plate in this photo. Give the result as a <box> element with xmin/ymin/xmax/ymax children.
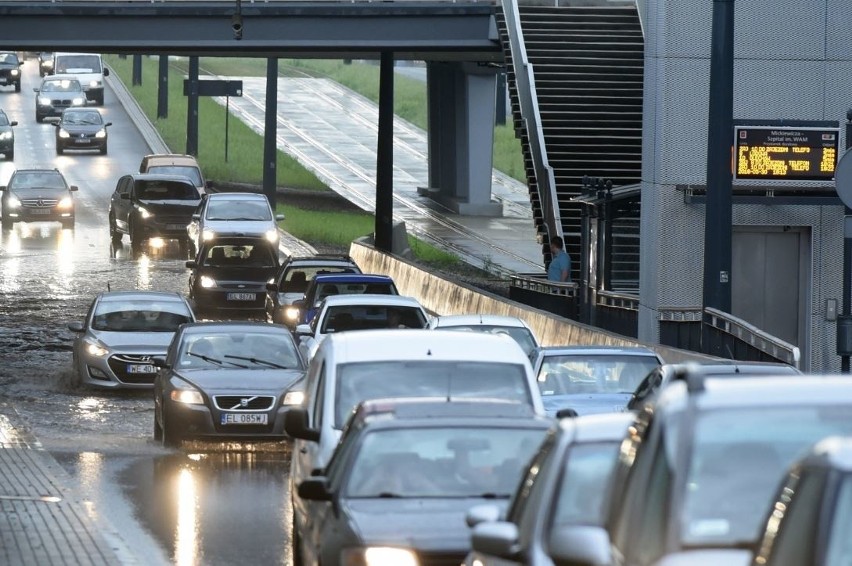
<box><xmin>220</xmin><ymin>413</ymin><xmax>268</xmax><ymax>425</ymax></box>
<box><xmin>127</xmin><ymin>364</ymin><xmax>156</xmax><ymax>374</ymax></box>
<box><xmin>30</xmin><ymin>209</ymin><xmax>51</xmax><ymax>215</ymax></box>
<box><xmin>74</xmin><ymin>138</ymin><xmax>91</xmax><ymax>144</ymax></box>
<box><xmin>167</xmin><ymin>224</ymin><xmax>186</xmax><ymax>230</ymax></box>
<box><xmin>227</xmin><ymin>293</ymin><xmax>256</xmax><ymax>301</ymax></box>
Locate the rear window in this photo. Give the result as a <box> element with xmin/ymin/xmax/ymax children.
<box><xmin>320</xmin><ymin>304</ymin><xmax>426</xmax><ymax>333</ymax></box>
<box><xmin>146</xmin><ymin>165</ymin><xmax>203</xmax><ymax>187</ymax></box>
<box><xmin>55</xmin><ymin>55</ymin><xmax>101</xmax><ymax>74</ymax></box>
<box><xmin>314</xmin><ymin>281</ymin><xmax>397</xmax><ymax>302</ymax></box>
<box><xmin>134</xmin><ymin>180</ymin><xmax>200</xmax><ymax>201</ymax></box>
<box><xmin>202</xmin><ymin>243</ymin><xmax>276</xmax><ymax>269</ymax></box>
<box><xmin>279</xmin><ymin>266</ymin><xmax>359</xmax><ymax>293</ymax></box>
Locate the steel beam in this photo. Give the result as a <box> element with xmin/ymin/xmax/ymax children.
<box><xmin>131</xmin><ymin>55</ymin><xmax>142</xmax><ymax>86</ymax></box>
<box><xmin>263</xmin><ymin>57</ymin><xmax>278</xmax><ymax>209</ymax></box>
<box><xmin>0</xmin><ymin>2</ymin><xmax>501</xmax><ymax>61</ymax></box>
<box><xmin>157</xmin><ymin>55</ymin><xmax>168</xmax><ymax>119</ymax></box>
<box><xmin>186</xmin><ymin>56</ymin><xmax>199</xmax><ymax>157</ymax></box>
<box><xmin>374</xmin><ymin>52</ymin><xmax>395</xmax><ymax>253</ymax></box>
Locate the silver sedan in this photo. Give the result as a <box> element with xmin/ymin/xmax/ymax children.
<box><xmin>68</xmin><ymin>291</ymin><xmax>195</xmax><ymax>389</ymax></box>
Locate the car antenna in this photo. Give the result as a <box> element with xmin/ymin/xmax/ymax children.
<box><xmin>723</xmin><ymin>344</ymin><xmax>739</xmax><ymax>372</ymax></box>
<box><xmin>107</xmin><ymin>282</ymin><xmax>111</xmax><ymax>292</ymax></box>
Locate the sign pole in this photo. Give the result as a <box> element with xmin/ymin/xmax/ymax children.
<box><xmin>225</xmin><ymin>95</ymin><xmax>230</xmax><ymax>162</ymax></box>
<box><xmin>831</xmin><ymin>116</ymin><xmax>852</xmax><ymax>372</ymax></box>
<box><xmin>842</xmin><ymin>118</ymin><xmax>852</xmax><ymax>372</ymax></box>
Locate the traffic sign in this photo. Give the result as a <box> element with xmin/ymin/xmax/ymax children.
<box><xmin>183</xmin><ymin>79</ymin><xmax>243</xmax><ymax>97</ymax></box>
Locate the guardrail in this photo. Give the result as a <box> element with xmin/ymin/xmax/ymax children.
<box><xmin>595</xmin><ymin>290</ymin><xmax>639</xmax><ymax>337</ymax></box>
<box><xmin>501</xmin><ymin>0</ymin><xmax>563</xmax><ymax>245</ymax></box>
<box><xmin>703</xmin><ymin>307</ymin><xmax>801</xmax><ymax>369</ymax></box>
<box><xmin>508</xmin><ymin>272</ymin><xmax>577</xmax><ymax>320</ymax></box>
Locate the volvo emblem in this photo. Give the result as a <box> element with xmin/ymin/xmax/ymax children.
<box><xmin>240</xmin><ymin>398</ymin><xmax>249</xmax><ymax>407</ymax></box>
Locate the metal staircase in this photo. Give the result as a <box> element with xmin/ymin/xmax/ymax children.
<box><xmin>498</xmin><ymin>0</ymin><xmax>645</xmax><ymax>278</ymax></box>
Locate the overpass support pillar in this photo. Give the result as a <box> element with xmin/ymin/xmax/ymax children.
<box><xmin>132</xmin><ymin>55</ymin><xmax>142</xmax><ymax>86</ymax></box>
<box><xmin>375</xmin><ymin>52</ymin><xmax>395</xmax><ymax>253</ymax></box>
<box><xmin>421</xmin><ymin>62</ymin><xmax>501</xmax><ymax>217</ymax></box>
<box><xmin>263</xmin><ymin>57</ymin><xmax>279</xmax><ymax>209</ymax></box>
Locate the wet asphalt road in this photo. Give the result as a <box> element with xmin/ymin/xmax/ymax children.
<box><xmin>0</xmin><ymin>60</ymin><xmax>294</xmax><ymax>564</ymax></box>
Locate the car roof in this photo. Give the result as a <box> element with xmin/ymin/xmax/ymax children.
<box><xmin>663</xmin><ymin>362</ymin><xmax>801</xmax><ymax>376</ymax></box>
<box><xmin>287</xmin><ymin>256</ymin><xmax>356</xmax><ymax>266</ymax></box>
<box><xmin>98</xmin><ymin>291</ymin><xmax>185</xmax><ymax>302</ymax></box>
<box><xmin>42</xmin><ymin>74</ymin><xmax>80</xmax><ymax>82</ymax></box>
<box><xmin>180</xmin><ymin>321</ymin><xmax>290</xmax><ymax>334</ymax></box>
<box><xmin>659</xmin><ymin>376</ymin><xmax>852</xmax><ymax>411</ymax></box>
<box><xmin>320</xmin><ymin>294</ymin><xmax>420</xmax><ymax>308</ymax></box>
<box><xmin>324</xmin><ymin>329</ymin><xmax>529</xmax><ymax>364</ymax></box>
<box><xmin>355</xmin><ymin>398</ymin><xmax>539</xmax><ymax>421</ymax></box>
<box><xmin>130</xmin><ymin>173</ymin><xmax>198</xmax><ymax>184</ymax></box>
<box><xmin>802</xmin><ymin>437</ymin><xmax>852</xmax><ymax>473</ymax></box>
<box><xmin>559</xmin><ymin>412</ymin><xmax>635</xmax><ymax>443</ymax></box>
<box><xmin>540</xmin><ymin>346</ymin><xmax>660</xmax><ymax>357</ymax></box>
<box><xmin>142</xmin><ymin>154</ymin><xmax>200</xmax><ymax>166</ymax></box>
<box><xmin>433</xmin><ymin>315</ymin><xmax>530</xmax><ymax>328</ymax></box>
<box><xmin>205</xmin><ymin>192</ymin><xmax>268</xmax><ymax>202</ymax></box>
<box><xmin>313</xmin><ymin>274</ymin><xmax>393</xmax><ymax>284</ymax></box>
<box><xmin>11</xmin><ymin>168</ymin><xmax>62</xmax><ymax>175</ymax></box>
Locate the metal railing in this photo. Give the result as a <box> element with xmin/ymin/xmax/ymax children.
<box><xmin>500</xmin><ymin>0</ymin><xmax>563</xmax><ymax>246</ymax></box>
<box><xmin>508</xmin><ymin>273</ymin><xmax>578</xmax><ymax>320</ymax></box>
<box><xmin>510</xmin><ymin>273</ymin><xmax>578</xmax><ymax>297</ymax></box>
<box><xmin>703</xmin><ymin>307</ymin><xmax>801</xmax><ymax>369</ymax></box>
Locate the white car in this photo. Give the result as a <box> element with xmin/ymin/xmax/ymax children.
<box><xmin>52</xmin><ymin>52</ymin><xmax>108</xmax><ymax>105</ymax></box>
<box><xmin>186</xmin><ymin>192</ymin><xmax>284</xmax><ymax>247</ymax></box>
<box><xmin>294</xmin><ymin>294</ymin><xmax>429</xmax><ymax>361</ymax></box>
<box><xmin>429</xmin><ymin>314</ymin><xmax>540</xmax><ymax>359</ymax></box>
<box><xmin>284</xmin><ymin>329</ymin><xmax>547</xmax><ymax>557</ymax></box>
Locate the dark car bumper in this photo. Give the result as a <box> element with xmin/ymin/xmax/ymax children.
<box><xmin>138</xmin><ymin>218</ymin><xmax>192</xmax><ymax>239</ymax></box>
<box><xmin>0</xmin><ymin>71</ymin><xmax>20</xmax><ymax>85</ymax></box>
<box><xmin>165</xmin><ymin>401</ymin><xmax>292</xmax><ymax>441</ymax></box>
<box><xmin>6</xmin><ymin>207</ymin><xmax>73</xmax><ymax>223</ymax></box>
<box><xmin>58</xmin><ymin>134</ymin><xmax>106</xmax><ymax>150</ymax></box>
<box><xmin>193</xmin><ymin>286</ymin><xmax>269</xmax><ymax>313</ymax></box>
<box><xmin>0</xmin><ymin>138</ymin><xmax>12</xmax><ymax>153</ymax></box>
<box><xmin>37</xmin><ymin>103</ymin><xmax>77</xmax><ymax>118</ymax></box>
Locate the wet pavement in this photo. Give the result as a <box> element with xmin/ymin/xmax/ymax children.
<box><xmin>0</xmin><ymin>61</ymin><xmax>295</xmax><ymax>564</ymax></box>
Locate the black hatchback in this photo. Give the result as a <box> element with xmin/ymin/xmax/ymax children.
<box><xmin>109</xmin><ymin>174</ymin><xmax>201</xmax><ymax>247</ymax></box>
<box><xmin>55</xmin><ymin>108</ymin><xmax>111</xmax><ymax>155</ymax></box>
<box><xmin>187</xmin><ymin>236</ymin><xmax>280</xmax><ymax>318</ymax></box>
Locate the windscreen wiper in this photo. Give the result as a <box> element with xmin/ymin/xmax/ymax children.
<box><xmin>224</xmin><ymin>354</ymin><xmax>288</xmax><ymax>369</ymax></box>
<box><xmin>187</xmin><ymin>351</ymin><xmax>247</xmax><ymax>368</ymax></box>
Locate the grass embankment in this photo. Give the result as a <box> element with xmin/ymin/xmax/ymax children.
<box><xmin>173</xmin><ymin>57</ymin><xmax>527</xmax><ymax>183</ymax></box>
<box><xmin>107</xmin><ymin>56</ymin><xmax>459</xmax><ymax>267</ymax></box>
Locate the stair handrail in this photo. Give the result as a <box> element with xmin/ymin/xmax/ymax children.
<box><xmin>501</xmin><ymin>0</ymin><xmax>564</xmax><ymax>248</ymax></box>
<box><xmin>704</xmin><ymin>307</ymin><xmax>802</xmax><ymax>369</ymax></box>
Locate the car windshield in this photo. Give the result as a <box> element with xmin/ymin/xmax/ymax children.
<box><xmin>320</xmin><ymin>305</ymin><xmax>427</xmax><ymax>334</ymax></box>
<box><xmin>345</xmin><ymin>426</ymin><xmax>546</xmax><ymax>498</ymax></box>
<box><xmin>681</xmin><ymin>406</ymin><xmax>852</xmax><ymax>548</ymax></box>
<box><xmin>176</xmin><ymin>332</ymin><xmax>301</xmax><ymax>370</ymax></box>
<box><xmin>11</xmin><ymin>172</ymin><xmax>66</xmax><ymax>190</ymax></box>
<box><xmin>91</xmin><ymin>300</ymin><xmax>192</xmax><ymax>332</ymax></box>
<box><xmin>41</xmin><ymin>79</ymin><xmax>82</xmax><ymax>93</ymax></box>
<box><xmin>206</xmin><ymin>199</ymin><xmax>272</xmax><ymax>221</ymax></box>
<box><xmin>55</xmin><ymin>55</ymin><xmax>100</xmax><ymax>74</ymax></box>
<box><xmin>0</xmin><ymin>53</ymin><xmax>19</xmax><ymax>65</ymax></box>
<box><xmin>201</xmin><ymin>243</ymin><xmax>277</xmax><ymax>269</ymax></box>
<box><xmin>335</xmin><ymin>361</ymin><xmax>532</xmax><ymax>428</ymax></box>
<box><xmin>135</xmin><ymin>180</ymin><xmax>200</xmax><ymax>201</ymax></box>
<box><xmin>62</xmin><ymin>110</ymin><xmax>102</xmax><ymax>125</ymax></box>
<box><xmin>826</xmin><ymin>474</ymin><xmax>852</xmax><ymax>564</ymax></box>
<box><xmin>551</xmin><ymin>442</ymin><xmax>620</xmax><ymax>529</ymax></box>
<box><xmin>314</xmin><ymin>281</ymin><xmax>396</xmax><ymax>302</ymax></box>
<box><xmin>537</xmin><ymin>354</ymin><xmax>660</xmax><ymax>396</ymax></box>
<box><xmin>146</xmin><ymin>166</ymin><xmax>203</xmax><ymax>187</ymax></box>
<box><xmin>279</xmin><ymin>266</ymin><xmax>359</xmax><ymax>293</ymax></box>
<box><xmin>0</xmin><ymin>114</ymin><xmax>8</xmax><ymax>127</ymax></box>
<box><xmin>439</xmin><ymin>325</ymin><xmax>537</xmax><ymax>357</ymax></box>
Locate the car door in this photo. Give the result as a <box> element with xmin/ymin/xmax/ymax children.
<box><xmin>298</xmin><ymin>305</ymin><xmax>324</xmax><ymax>362</ymax></box>
<box><xmin>293</xmin><ymin>359</ymin><xmax>327</xmax><ymax>533</ymax></box>
<box><xmin>186</xmin><ymin>198</ymin><xmax>205</xmax><ymax>243</ymax></box>
<box><xmin>112</xmin><ymin>176</ymin><xmax>131</xmax><ymax>229</ymax></box>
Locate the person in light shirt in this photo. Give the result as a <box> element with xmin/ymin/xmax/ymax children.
<box><xmin>547</xmin><ymin>236</ymin><xmax>571</xmax><ymax>282</ymax></box>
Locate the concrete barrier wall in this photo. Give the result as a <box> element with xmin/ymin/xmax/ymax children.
<box><xmin>349</xmin><ymin>242</ymin><xmax>715</xmax><ymax>364</ymax></box>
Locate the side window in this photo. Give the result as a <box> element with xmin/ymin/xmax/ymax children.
<box><xmin>506</xmin><ymin>431</ymin><xmax>557</xmax><ymax>524</ymax></box>
<box><xmin>310</xmin><ymin>362</ymin><xmax>326</xmax><ymax>428</ymax></box>
<box><xmin>758</xmin><ymin>469</ymin><xmax>826</xmax><ymax>566</ymax></box>
<box><xmin>84</xmin><ymin>300</ymin><xmax>97</xmax><ymax>329</ymax></box>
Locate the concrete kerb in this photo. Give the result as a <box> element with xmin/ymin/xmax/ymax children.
<box><xmin>348</xmin><ymin>241</ymin><xmax>716</xmax><ymax>364</ymax></box>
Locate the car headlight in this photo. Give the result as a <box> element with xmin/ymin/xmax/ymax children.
<box><xmin>43</xmin><ymin>61</ymin><xmax>53</xmax><ymax>68</ymax></box>
<box><xmin>199</xmin><ymin>275</ymin><xmax>216</xmax><ymax>289</ymax></box>
<box><xmin>6</xmin><ymin>196</ymin><xmax>21</xmax><ymax>209</ymax></box>
<box><xmin>137</xmin><ymin>206</ymin><xmax>152</xmax><ymax>219</ymax></box>
<box><xmin>284</xmin><ymin>306</ymin><xmax>300</xmax><ymax>321</ymax></box>
<box><xmin>71</xmin><ymin>97</ymin><xmax>85</xmax><ymax>106</ymax></box>
<box><xmin>341</xmin><ymin>547</ymin><xmax>419</xmax><ymax>566</ymax></box>
<box><xmin>170</xmin><ymin>389</ymin><xmax>204</xmax><ymax>405</ymax></box>
<box><xmin>57</xmin><ymin>196</ymin><xmax>73</xmax><ymax>210</ymax></box>
<box><xmin>95</xmin><ymin>128</ymin><xmax>107</xmax><ymax>139</ymax></box>
<box><xmin>0</xmin><ymin>131</ymin><xmax>11</xmax><ymax>140</ymax></box>
<box><xmin>89</xmin><ymin>80</ymin><xmax>100</xmax><ymax>88</ymax></box>
<box><xmin>10</xmin><ymin>69</ymin><xmax>19</xmax><ymax>76</ymax></box>
<box><xmin>58</xmin><ymin>128</ymin><xmax>70</xmax><ymax>139</ymax></box>
<box><xmin>38</xmin><ymin>96</ymin><xmax>51</xmax><ymax>106</ymax></box>
<box><xmin>84</xmin><ymin>340</ymin><xmax>109</xmax><ymax>358</ymax></box>
<box><xmin>265</xmin><ymin>229</ymin><xmax>279</xmax><ymax>243</ymax></box>
<box><xmin>282</xmin><ymin>391</ymin><xmax>304</xmax><ymax>406</ymax></box>
<box><xmin>201</xmin><ymin>229</ymin><xmax>215</xmax><ymax>241</ymax></box>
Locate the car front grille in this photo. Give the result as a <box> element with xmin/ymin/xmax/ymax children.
<box><xmin>20</xmin><ymin>198</ymin><xmax>58</xmax><ymax>208</ymax></box>
<box><xmin>213</xmin><ymin>395</ymin><xmax>276</xmax><ymax>411</ymax></box>
<box><xmin>107</xmin><ymin>354</ymin><xmax>159</xmax><ymax>385</ymax></box>
<box><xmin>417</xmin><ymin>552</ymin><xmax>466</xmax><ymax>566</ymax></box>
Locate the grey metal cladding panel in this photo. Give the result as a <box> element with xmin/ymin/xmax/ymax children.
<box><xmin>826</xmin><ymin>0</ymin><xmax>852</xmax><ymax>61</ymax></box>
<box><xmin>657</xmin><ymin>191</ymin><xmax>706</xmax><ymax>307</ymax></box>
<box><xmin>824</xmin><ymin>62</ymin><xmax>852</xmax><ymax>144</ymax></box>
<box><xmin>642</xmin><ymin>57</ymin><xmax>660</xmax><ymax>185</ymax></box>
<box><xmin>652</xmin><ymin>0</ymin><xmax>712</xmax><ymax>58</ymax></box>
<box><xmin>734</xmin><ymin>60</ymin><xmax>826</xmax><ymax>120</ymax></box>
<box><xmin>656</xmin><ymin>59</ymin><xmax>711</xmax><ymax>185</ymax></box>
<box><xmin>733</xmin><ymin>1</ymin><xmax>826</xmax><ymax>61</ymax></box>
<box><xmin>639</xmin><ymin>179</ymin><xmax>662</xmax><ymax>306</ymax></box>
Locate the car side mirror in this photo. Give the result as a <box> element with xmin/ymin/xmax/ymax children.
<box><xmin>284</xmin><ymin>408</ymin><xmax>320</xmax><ymax>442</ymax></box>
<box><xmin>275</xmin><ymin>214</ymin><xmax>285</xmax><ymax>221</ymax></box>
<box><xmin>471</xmin><ymin>522</ymin><xmax>520</xmax><ymax>561</ymax></box>
<box><xmin>548</xmin><ymin>525</ymin><xmax>612</xmax><ymax>566</ymax></box>
<box><xmin>105</xmin><ymin>122</ymin><xmax>113</xmax><ymax>127</ymax></box>
<box><xmin>295</xmin><ymin>324</ymin><xmax>313</xmax><ymax>337</ymax></box>
<box><xmin>556</xmin><ymin>408</ymin><xmax>579</xmax><ymax>419</ymax></box>
<box><xmin>9</xmin><ymin>121</ymin><xmax>17</xmax><ymax>127</ymax></box>
<box><xmin>120</xmin><ymin>193</ymin><xmax>130</xmax><ymax>200</ymax></box>
<box><xmin>191</xmin><ymin>213</ymin><xmax>200</xmax><ymax>221</ymax></box>
<box><xmin>152</xmin><ymin>356</ymin><xmax>168</xmax><ymax>368</ymax></box>
<box><xmin>466</xmin><ymin>504</ymin><xmax>502</xmax><ymax>529</ymax></box>
<box><xmin>297</xmin><ymin>478</ymin><xmax>332</xmax><ymax>502</ymax></box>
<box><xmin>33</xmin><ymin>88</ymin><xmax>39</xmax><ymax>93</ymax></box>
<box><xmin>266</xmin><ymin>282</ymin><xmax>277</xmax><ymax>293</ymax></box>
<box><xmin>0</xmin><ymin>186</ymin><xmax>6</xmax><ymax>191</ymax></box>
<box><xmin>310</xmin><ymin>468</ymin><xmax>324</xmax><ymax>477</ymax></box>
<box><xmin>185</xmin><ymin>260</ymin><xmax>197</xmax><ymax>269</ymax></box>
<box><xmin>205</xmin><ymin>180</ymin><xmax>213</xmax><ymax>189</ymax></box>
<box><xmin>103</xmin><ymin>67</ymin><xmax>110</xmax><ymax>77</ymax></box>
<box><xmin>69</xmin><ymin>185</ymin><xmax>79</xmax><ymax>192</ymax></box>
<box><xmin>67</xmin><ymin>321</ymin><xmax>85</xmax><ymax>333</ymax></box>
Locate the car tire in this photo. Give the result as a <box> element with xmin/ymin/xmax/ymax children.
<box><xmin>161</xmin><ymin>407</ymin><xmax>182</xmax><ymax>448</ymax></box>
<box><xmin>95</xmin><ymin>93</ymin><xmax>104</xmax><ymax>106</ymax></box>
<box><xmin>14</xmin><ymin>82</ymin><xmax>20</xmax><ymax>93</ymax></box>
<box><xmin>61</xmin><ymin>217</ymin><xmax>74</xmax><ymax>230</ymax></box>
<box><xmin>109</xmin><ymin>214</ymin><xmax>122</xmax><ymax>243</ymax></box>
<box><xmin>35</xmin><ymin>114</ymin><xmax>43</xmax><ymax>124</ymax></box>
<box><xmin>129</xmin><ymin>218</ymin><xmax>144</xmax><ymax>248</ymax></box>
<box><xmin>99</xmin><ymin>144</ymin><xmax>107</xmax><ymax>156</ymax></box>
<box><xmin>1</xmin><ymin>213</ymin><xmax>12</xmax><ymax>230</ymax></box>
<box><xmin>291</xmin><ymin>518</ymin><xmax>305</xmax><ymax>566</ymax></box>
<box><xmin>153</xmin><ymin>412</ymin><xmax>163</xmax><ymax>442</ymax></box>
<box><xmin>56</xmin><ymin>144</ymin><xmax>63</xmax><ymax>156</ymax></box>
<box><xmin>6</xmin><ymin>150</ymin><xmax>12</xmax><ymax>161</ymax></box>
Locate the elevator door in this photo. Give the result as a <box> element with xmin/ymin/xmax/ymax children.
<box><xmin>732</xmin><ymin>227</ymin><xmax>808</xmax><ymax>348</ymax></box>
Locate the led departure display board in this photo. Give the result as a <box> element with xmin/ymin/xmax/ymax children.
<box><xmin>734</xmin><ymin>126</ymin><xmax>839</xmax><ymax>182</ymax></box>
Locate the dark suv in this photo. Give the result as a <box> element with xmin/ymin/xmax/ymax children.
<box><xmin>109</xmin><ymin>174</ymin><xmax>201</xmax><ymax>247</ymax></box>
<box><xmin>562</xmin><ymin>373</ymin><xmax>852</xmax><ymax>566</ymax></box>
<box><xmin>0</xmin><ymin>52</ymin><xmax>23</xmax><ymax>92</ymax></box>
<box><xmin>1</xmin><ymin>168</ymin><xmax>78</xmax><ymax>229</ymax></box>
<box><xmin>0</xmin><ymin>109</ymin><xmax>17</xmax><ymax>161</ymax></box>
<box><xmin>187</xmin><ymin>236</ymin><xmax>280</xmax><ymax>318</ymax></box>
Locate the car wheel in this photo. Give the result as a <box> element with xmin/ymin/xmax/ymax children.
<box><xmin>1</xmin><ymin>212</ymin><xmax>12</xmax><ymax>230</ymax></box>
<box><xmin>109</xmin><ymin>213</ymin><xmax>122</xmax><ymax>243</ymax></box>
<box><xmin>129</xmin><ymin>218</ymin><xmax>144</xmax><ymax>248</ymax></box>
<box><xmin>99</xmin><ymin>144</ymin><xmax>107</xmax><ymax>156</ymax></box>
<box><xmin>291</xmin><ymin>519</ymin><xmax>305</xmax><ymax>566</ymax></box>
<box><xmin>95</xmin><ymin>93</ymin><xmax>104</xmax><ymax>106</ymax></box>
<box><xmin>161</xmin><ymin>407</ymin><xmax>182</xmax><ymax>448</ymax></box>
<box><xmin>14</xmin><ymin>82</ymin><xmax>20</xmax><ymax>93</ymax></box>
<box><xmin>6</xmin><ymin>150</ymin><xmax>12</xmax><ymax>161</ymax></box>
<box><xmin>153</xmin><ymin>411</ymin><xmax>163</xmax><ymax>442</ymax></box>
<box><xmin>35</xmin><ymin>114</ymin><xmax>43</xmax><ymax>124</ymax></box>
<box><xmin>61</xmin><ymin>217</ymin><xmax>74</xmax><ymax>230</ymax></box>
<box><xmin>56</xmin><ymin>144</ymin><xmax>63</xmax><ymax>156</ymax></box>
